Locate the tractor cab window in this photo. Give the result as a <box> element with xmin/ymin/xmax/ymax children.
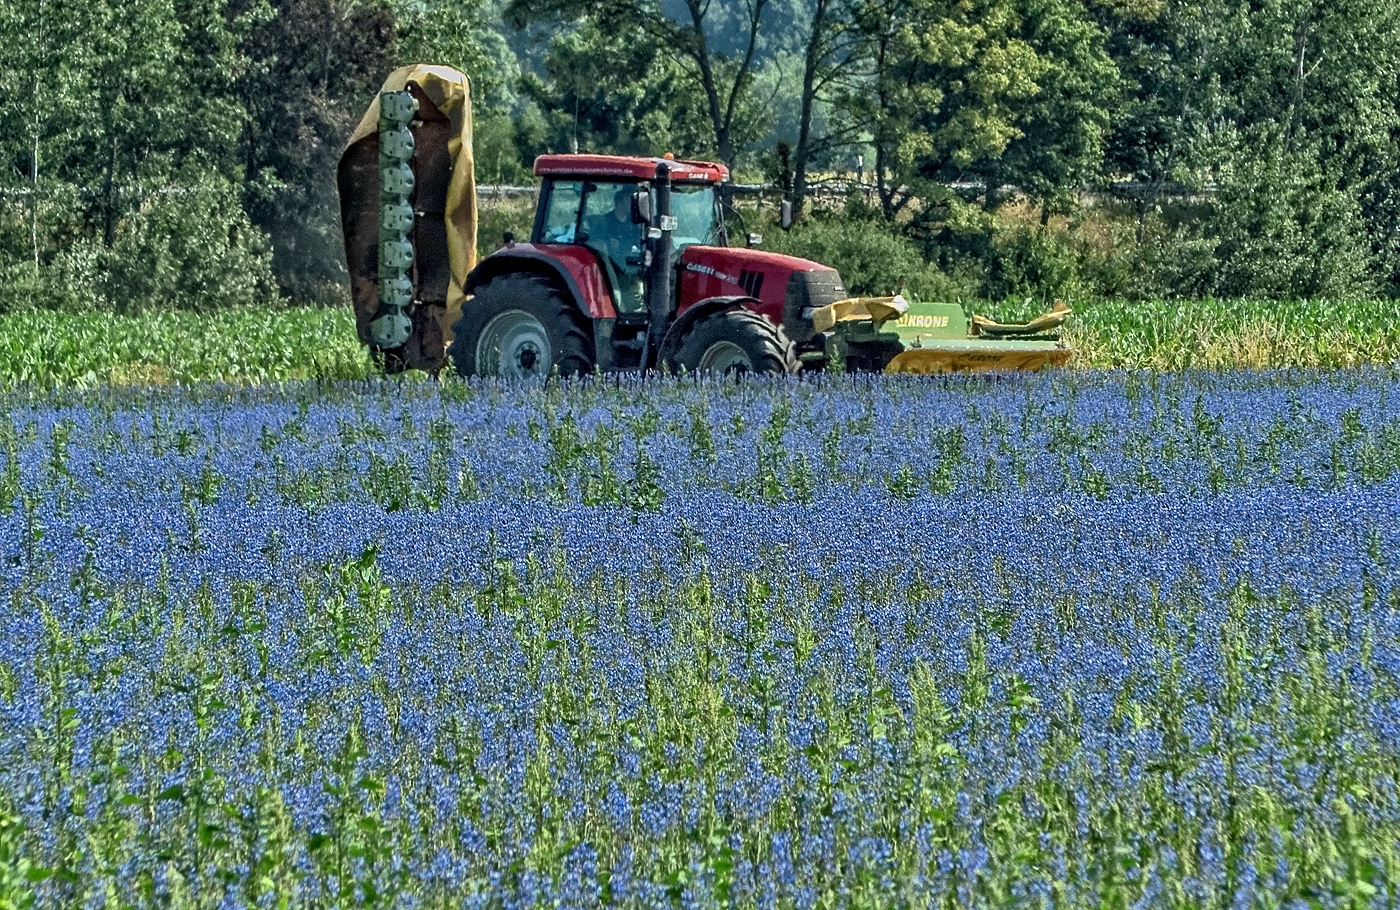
<box><xmin>538</xmin><ymin>180</ymin><xmax>647</xmax><ymax>314</ymax></box>
<box><xmin>671</xmin><ymin>184</ymin><xmax>722</xmax><ymax>250</ymax></box>
<box><xmin>540</xmin><ymin>182</ymin><xmax>584</xmax><ymax>243</ymax></box>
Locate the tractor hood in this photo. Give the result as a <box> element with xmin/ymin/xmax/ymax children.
<box><xmin>679</xmin><ymin>246</ymin><xmax>829</xmax><ymax>286</ymax></box>
<box><xmin>677</xmin><ymin>246</ymin><xmax>848</xmax><ymax>343</ymax></box>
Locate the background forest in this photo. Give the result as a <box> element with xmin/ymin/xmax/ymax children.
<box><xmin>3</xmin><ymin>0</ymin><xmax>1400</xmax><ymax>312</ymax></box>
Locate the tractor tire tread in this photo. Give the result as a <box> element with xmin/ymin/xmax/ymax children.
<box><xmin>671</xmin><ymin>307</ymin><xmax>799</xmax><ymax>375</ymax></box>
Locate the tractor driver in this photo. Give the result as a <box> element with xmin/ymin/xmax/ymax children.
<box><xmin>585</xmin><ymin>185</ymin><xmax>647</xmax><ymax>313</ymax></box>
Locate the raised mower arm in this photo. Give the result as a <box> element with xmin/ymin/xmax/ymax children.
<box><xmin>337</xmin><ymin>65</ymin><xmax>476</xmax><ymax>373</ymax></box>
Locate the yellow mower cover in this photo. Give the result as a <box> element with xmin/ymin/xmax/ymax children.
<box><xmin>338</xmin><ymin>64</ymin><xmax>476</xmax><ymax>371</ymax></box>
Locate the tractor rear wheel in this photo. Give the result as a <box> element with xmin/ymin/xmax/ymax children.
<box><xmin>671</xmin><ymin>308</ymin><xmax>799</xmax><ymax>375</ymax></box>
<box><xmin>449</xmin><ymin>274</ymin><xmax>594</xmax><ymax>379</ymax></box>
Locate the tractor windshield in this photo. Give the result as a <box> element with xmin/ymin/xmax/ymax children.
<box><xmin>671</xmin><ymin>184</ymin><xmax>722</xmax><ymax>249</ymax></box>
<box><xmin>539</xmin><ymin>180</ymin><xmax>721</xmax><ymax>250</ymax></box>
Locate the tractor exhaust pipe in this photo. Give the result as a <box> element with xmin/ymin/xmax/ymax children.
<box><xmin>644</xmin><ymin>162</ymin><xmax>674</xmax><ymax>369</ymax></box>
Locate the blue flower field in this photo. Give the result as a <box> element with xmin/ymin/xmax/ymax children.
<box><xmin>1</xmin><ymin>370</ymin><xmax>1399</xmax><ymax>908</ymax></box>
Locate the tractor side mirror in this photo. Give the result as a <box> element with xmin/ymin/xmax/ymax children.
<box><xmin>632</xmin><ymin>190</ymin><xmax>653</xmax><ymax>224</ymax></box>
<box><xmin>780</xmin><ymin>200</ymin><xmax>794</xmax><ymax>231</ymax></box>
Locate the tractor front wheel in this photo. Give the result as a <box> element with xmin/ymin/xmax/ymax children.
<box><xmin>671</xmin><ymin>308</ymin><xmax>798</xmax><ymax>376</ymax></box>
<box><xmin>449</xmin><ymin>274</ymin><xmax>594</xmax><ymax>379</ymax></box>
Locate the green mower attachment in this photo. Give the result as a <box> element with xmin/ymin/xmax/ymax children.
<box><xmin>814</xmin><ymin>296</ymin><xmax>1073</xmax><ymax>374</ymax></box>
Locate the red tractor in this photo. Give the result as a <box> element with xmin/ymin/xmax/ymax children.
<box><xmin>453</xmin><ymin>153</ymin><xmax>842</xmax><ymax>378</ymax></box>
<box><xmin>338</xmin><ymin>67</ymin><xmax>1070</xmax><ymax>379</ymax></box>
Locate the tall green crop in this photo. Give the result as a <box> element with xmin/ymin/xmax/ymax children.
<box><xmin>984</xmin><ymin>297</ymin><xmax>1400</xmax><ymax>370</ymax></box>
<box><xmin>3</xmin><ymin>298</ymin><xmax>1399</xmax><ymax>389</ymax></box>
<box><xmin>0</xmin><ymin>308</ymin><xmax>373</xmax><ymax>387</ymax></box>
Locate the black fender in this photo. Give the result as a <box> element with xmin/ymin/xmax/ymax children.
<box><xmin>658</xmin><ymin>296</ymin><xmax>759</xmax><ymax>367</ymax></box>
<box><xmin>465</xmin><ymin>250</ymin><xmax>616</xmax><ymax>316</ymax></box>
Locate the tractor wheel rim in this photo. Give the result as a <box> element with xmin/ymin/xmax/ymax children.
<box><xmin>697</xmin><ymin>340</ymin><xmax>753</xmax><ymax>373</ymax></box>
<box><xmin>476</xmin><ymin>310</ymin><xmax>552</xmax><ymax>379</ymax></box>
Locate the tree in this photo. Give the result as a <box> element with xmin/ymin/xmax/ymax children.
<box><xmin>993</xmin><ymin>0</ymin><xmax>1118</xmax><ymax>217</ymax></box>
<box><xmin>1206</xmin><ymin>134</ymin><xmax>1376</xmax><ymax>299</ymax></box>
<box><xmin>842</xmin><ymin>0</ymin><xmax>1116</xmax><ymax>218</ymax></box>
<box><xmin>0</xmin><ymin>0</ymin><xmax>275</xmax><ymax>311</ymax></box>
<box><xmin>391</xmin><ymin>0</ymin><xmax>516</xmax><ymax>107</ymax></box>
<box><xmin>1</xmin><ymin>0</ymin><xmax>198</xmax><ymax>250</ymax></box>
<box><xmin>1098</xmin><ymin>0</ymin><xmax>1222</xmax><ymax>186</ymax></box>
<box><xmin>1216</xmin><ymin>0</ymin><xmax>1400</xmax><ymax>292</ymax></box>
<box><xmin>786</xmin><ymin>0</ymin><xmax>868</xmax><ymax>215</ymax></box>
<box><xmin>232</xmin><ymin>0</ymin><xmax>397</xmax><ymax>298</ymax></box>
<box><xmin>0</xmin><ymin>0</ymin><xmax>82</xmax><ymax>273</ymax></box>
<box><xmin>519</xmin><ymin>20</ymin><xmax>713</xmax><ymax>157</ymax></box>
<box><xmin>837</xmin><ymin>0</ymin><xmax>936</xmax><ymax>219</ymax></box>
<box><xmin>1105</xmin><ymin>0</ymin><xmax>1400</xmax><ymax>295</ymax></box>
<box><xmin>509</xmin><ymin>0</ymin><xmax>772</xmax><ymax>168</ymax></box>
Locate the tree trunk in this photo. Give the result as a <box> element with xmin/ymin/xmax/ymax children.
<box><xmin>876</xmin><ymin>140</ymin><xmax>896</xmax><ymax>221</ymax></box>
<box><xmin>30</xmin><ymin>134</ymin><xmax>40</xmax><ymax>271</ymax></box>
<box><xmin>684</xmin><ymin>0</ymin><xmax>765</xmax><ymax>170</ymax></box>
<box><xmin>722</xmin><ymin>0</ymin><xmax>767</xmax><ymax>169</ymax></box>
<box><xmin>30</xmin><ymin>0</ymin><xmax>45</xmax><ymax>271</ymax></box>
<box><xmin>985</xmin><ymin>160</ymin><xmax>1002</xmax><ymax>211</ymax></box>
<box><xmin>869</xmin><ymin>15</ymin><xmax>901</xmax><ymax>222</ymax></box>
<box><xmin>684</xmin><ymin>0</ymin><xmax>732</xmax><ymax>167</ymax></box>
<box><xmin>791</xmin><ymin>0</ymin><xmax>830</xmax><ymax>216</ymax></box>
<box><xmin>103</xmin><ymin>132</ymin><xmax>118</xmax><ymax>248</ymax></box>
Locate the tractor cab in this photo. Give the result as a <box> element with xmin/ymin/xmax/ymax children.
<box><xmin>531</xmin><ymin>158</ymin><xmax>727</xmax><ymax>316</ymax></box>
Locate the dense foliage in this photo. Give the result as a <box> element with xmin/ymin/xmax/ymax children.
<box><xmin>1</xmin><ymin>371</ymin><xmax>1399</xmax><ymax>906</ymax></box>
<box><xmin>5</xmin><ymin>0</ymin><xmax>1400</xmax><ymax>307</ymax></box>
